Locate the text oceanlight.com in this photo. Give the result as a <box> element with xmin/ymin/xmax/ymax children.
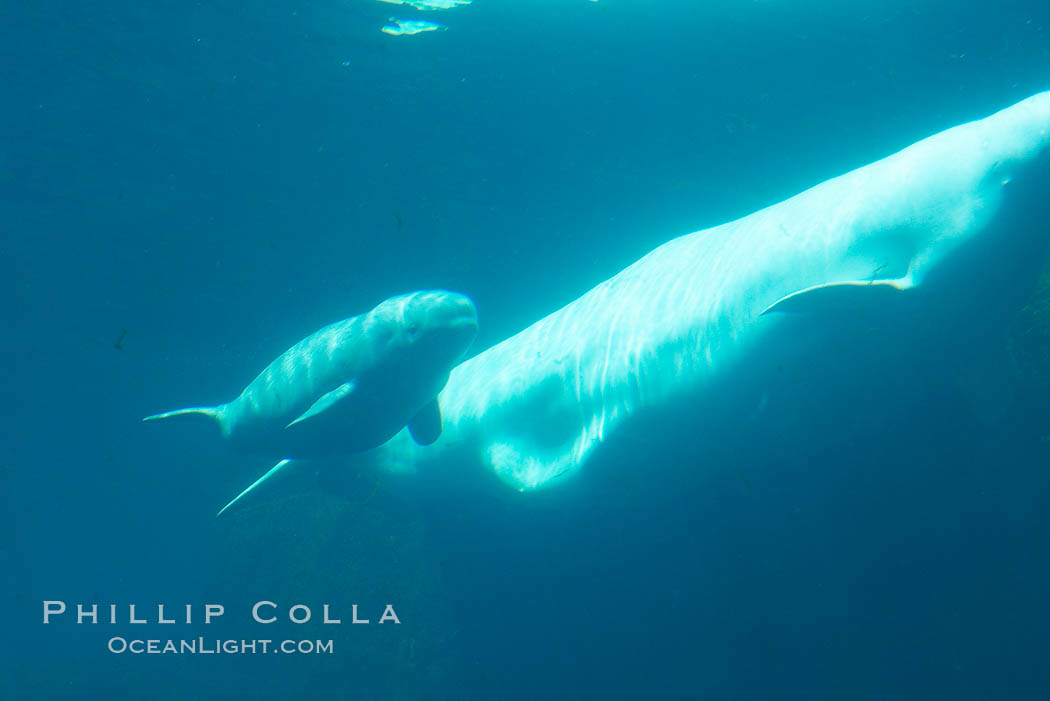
<box><xmin>107</xmin><ymin>637</ymin><xmax>334</xmax><ymax>655</ymax></box>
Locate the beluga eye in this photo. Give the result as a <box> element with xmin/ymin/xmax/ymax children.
<box><xmin>407</xmin><ymin>322</ymin><xmax>420</xmax><ymax>336</ymax></box>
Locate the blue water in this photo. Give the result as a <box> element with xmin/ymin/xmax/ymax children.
<box><xmin>6</xmin><ymin>1</ymin><xmax>1050</xmax><ymax>698</ymax></box>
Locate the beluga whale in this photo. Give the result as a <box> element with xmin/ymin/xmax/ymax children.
<box><xmin>144</xmin><ymin>290</ymin><xmax>478</xmax><ymax>513</ymax></box>
<box><xmin>312</xmin><ymin>90</ymin><xmax>1050</xmax><ymax>498</ymax></box>
<box><xmin>154</xmin><ymin>92</ymin><xmax>1050</xmax><ymax>514</ymax></box>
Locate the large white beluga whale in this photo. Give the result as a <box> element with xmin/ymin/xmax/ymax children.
<box><xmin>144</xmin><ymin>290</ymin><xmax>478</xmax><ymax>512</ymax></box>
<box><xmin>351</xmin><ymin>91</ymin><xmax>1050</xmax><ymax>492</ymax></box>
<box><xmin>182</xmin><ymin>91</ymin><xmax>1050</xmax><ymax>513</ymax></box>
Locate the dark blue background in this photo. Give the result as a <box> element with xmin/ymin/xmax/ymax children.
<box><xmin>5</xmin><ymin>0</ymin><xmax>1050</xmax><ymax>698</ymax></box>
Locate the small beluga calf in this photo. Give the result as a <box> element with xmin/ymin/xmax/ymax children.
<box><xmin>144</xmin><ymin>290</ymin><xmax>478</xmax><ymax>514</ymax></box>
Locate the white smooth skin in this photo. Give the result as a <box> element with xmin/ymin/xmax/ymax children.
<box><xmin>354</xmin><ymin>92</ymin><xmax>1050</xmax><ymax>493</ymax></box>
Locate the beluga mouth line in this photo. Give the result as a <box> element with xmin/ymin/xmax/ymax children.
<box><xmin>143</xmin><ymin>289</ymin><xmax>478</xmax><ymax>514</ymax></box>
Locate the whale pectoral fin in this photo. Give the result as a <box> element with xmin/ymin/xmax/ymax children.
<box><xmin>485</xmin><ymin>434</ymin><xmax>591</xmax><ymax>491</ymax></box>
<box><xmin>217</xmin><ymin>459</ymin><xmax>292</xmax><ymax>517</ymax></box>
<box><xmin>407</xmin><ymin>399</ymin><xmax>442</xmax><ymax>446</ymax></box>
<box><xmin>761</xmin><ymin>277</ymin><xmax>913</xmax><ymax>315</ymax></box>
<box><xmin>216</xmin><ymin>459</ymin><xmax>319</xmax><ymax>517</ymax></box>
<box><xmin>285</xmin><ymin>381</ymin><xmax>356</xmax><ymax>429</ymax></box>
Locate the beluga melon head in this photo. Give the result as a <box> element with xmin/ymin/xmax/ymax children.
<box><xmin>364</xmin><ymin>290</ymin><xmax>478</xmax><ymax>376</ymax></box>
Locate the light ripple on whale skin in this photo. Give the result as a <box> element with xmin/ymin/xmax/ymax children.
<box><xmin>362</xmin><ymin>91</ymin><xmax>1050</xmax><ymax>493</ymax></box>
<box><xmin>187</xmin><ymin>92</ymin><xmax>1050</xmax><ymax>513</ymax></box>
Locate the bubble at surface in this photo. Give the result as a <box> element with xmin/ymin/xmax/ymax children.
<box><xmin>380</xmin><ymin>17</ymin><xmax>448</xmax><ymax>36</ymax></box>
<box><xmin>377</xmin><ymin>0</ymin><xmax>470</xmax><ymax>9</ymax></box>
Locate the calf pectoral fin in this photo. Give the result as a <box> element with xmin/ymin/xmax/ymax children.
<box><xmin>217</xmin><ymin>459</ymin><xmax>300</xmax><ymax>517</ymax></box>
<box><xmin>407</xmin><ymin>399</ymin><xmax>442</xmax><ymax>446</ymax></box>
<box><xmin>761</xmin><ymin>277</ymin><xmax>913</xmax><ymax>315</ymax></box>
<box><xmin>286</xmin><ymin>381</ymin><xmax>356</xmax><ymax>429</ymax></box>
